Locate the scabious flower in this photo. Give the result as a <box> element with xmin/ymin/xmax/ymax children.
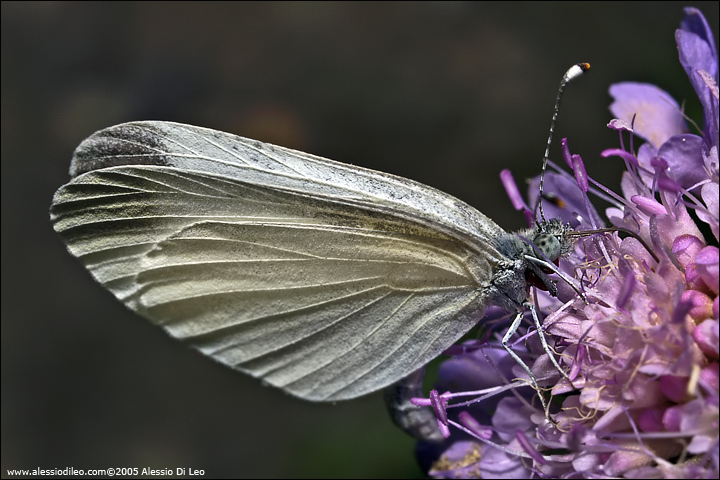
<box><xmin>407</xmin><ymin>8</ymin><xmax>719</xmax><ymax>478</ymax></box>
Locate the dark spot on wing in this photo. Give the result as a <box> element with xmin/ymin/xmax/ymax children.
<box><xmin>69</xmin><ymin>122</ymin><xmax>169</xmax><ymax>178</ymax></box>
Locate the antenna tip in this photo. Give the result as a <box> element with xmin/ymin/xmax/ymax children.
<box><xmin>563</xmin><ymin>63</ymin><xmax>590</xmax><ymax>83</ymax></box>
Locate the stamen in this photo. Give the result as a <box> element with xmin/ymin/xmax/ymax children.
<box><xmin>515</xmin><ymin>430</ymin><xmax>547</xmax><ymax>465</ymax></box>
<box><xmin>571</xmin><ymin>155</ymin><xmax>588</xmax><ymax>192</ymax></box>
<box><xmin>458</xmin><ymin>412</ymin><xmax>493</xmax><ymax>440</ymax></box>
<box><xmin>501</xmin><ymin>169</ymin><xmax>528</xmax><ymax>211</ymax></box>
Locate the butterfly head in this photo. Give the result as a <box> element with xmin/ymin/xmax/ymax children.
<box><xmin>530</xmin><ymin>218</ymin><xmax>574</xmax><ymax>263</ymax></box>
<box><xmin>512</xmin><ymin>218</ymin><xmax>576</xmax><ymax>295</ymax></box>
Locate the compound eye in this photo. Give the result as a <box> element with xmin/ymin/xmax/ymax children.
<box><xmin>534</xmin><ymin>233</ymin><xmax>562</xmax><ymax>261</ymax></box>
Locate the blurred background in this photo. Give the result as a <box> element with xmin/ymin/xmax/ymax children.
<box><xmin>2</xmin><ymin>2</ymin><xmax>718</xmax><ymax>478</ymax></box>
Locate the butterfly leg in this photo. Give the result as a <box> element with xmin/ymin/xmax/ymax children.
<box><xmin>526</xmin><ymin>301</ymin><xmax>574</xmax><ymax>386</ymax></box>
<box><xmin>501</xmin><ymin>309</ymin><xmax>549</xmax><ymax>414</ymax></box>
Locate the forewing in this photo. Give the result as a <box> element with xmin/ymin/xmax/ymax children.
<box><xmin>51</xmin><ymin>122</ymin><xmax>503</xmax><ymax>401</ymax></box>
<box><xmin>68</xmin><ymin>121</ymin><xmax>507</xmax><ymax>246</ymax></box>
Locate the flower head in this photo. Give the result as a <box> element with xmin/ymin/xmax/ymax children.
<box><xmin>406</xmin><ymin>8</ymin><xmax>719</xmax><ymax>478</ymax></box>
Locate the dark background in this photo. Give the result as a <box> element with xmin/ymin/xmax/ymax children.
<box><xmin>3</xmin><ymin>2</ymin><xmax>718</xmax><ymax>478</ymax></box>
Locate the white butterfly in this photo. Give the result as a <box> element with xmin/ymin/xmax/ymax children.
<box><xmin>50</xmin><ymin>120</ymin><xmax>578</xmax><ymax>403</ymax></box>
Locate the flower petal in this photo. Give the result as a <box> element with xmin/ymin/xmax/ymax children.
<box><xmin>657</xmin><ymin>134</ymin><xmax>707</xmax><ymax>190</ymax></box>
<box><xmin>609</xmin><ymin>83</ymin><xmax>687</xmax><ymax>149</ymax></box>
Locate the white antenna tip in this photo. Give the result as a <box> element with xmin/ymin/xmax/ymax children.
<box><xmin>564</xmin><ymin>63</ymin><xmax>591</xmax><ymax>83</ymax></box>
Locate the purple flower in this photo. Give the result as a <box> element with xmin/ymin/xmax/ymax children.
<box><xmin>409</xmin><ymin>8</ymin><xmax>719</xmax><ymax>478</ymax></box>
<box><xmin>609</xmin><ymin>7</ymin><xmax>719</xmax><ymax>238</ymax></box>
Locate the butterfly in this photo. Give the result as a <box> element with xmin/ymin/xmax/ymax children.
<box><xmin>50</xmin><ymin>65</ymin><xmax>590</xmax><ymax>405</ymax></box>
<box><xmin>51</xmin><ymin>121</ymin><xmax>575</xmax><ymax>402</ymax></box>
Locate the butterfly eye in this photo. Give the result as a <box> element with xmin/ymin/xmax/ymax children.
<box><xmin>533</xmin><ymin>233</ymin><xmax>562</xmax><ymax>261</ymax></box>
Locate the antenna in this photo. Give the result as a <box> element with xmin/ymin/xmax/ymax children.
<box><xmin>538</xmin><ymin>63</ymin><xmax>590</xmax><ymax>222</ymax></box>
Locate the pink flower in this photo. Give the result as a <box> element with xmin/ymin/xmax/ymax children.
<box><xmin>411</xmin><ymin>8</ymin><xmax>719</xmax><ymax>478</ymax></box>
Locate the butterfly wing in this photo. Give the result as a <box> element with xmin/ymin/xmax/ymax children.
<box><xmin>50</xmin><ymin>121</ymin><xmax>507</xmax><ymax>401</ymax></box>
